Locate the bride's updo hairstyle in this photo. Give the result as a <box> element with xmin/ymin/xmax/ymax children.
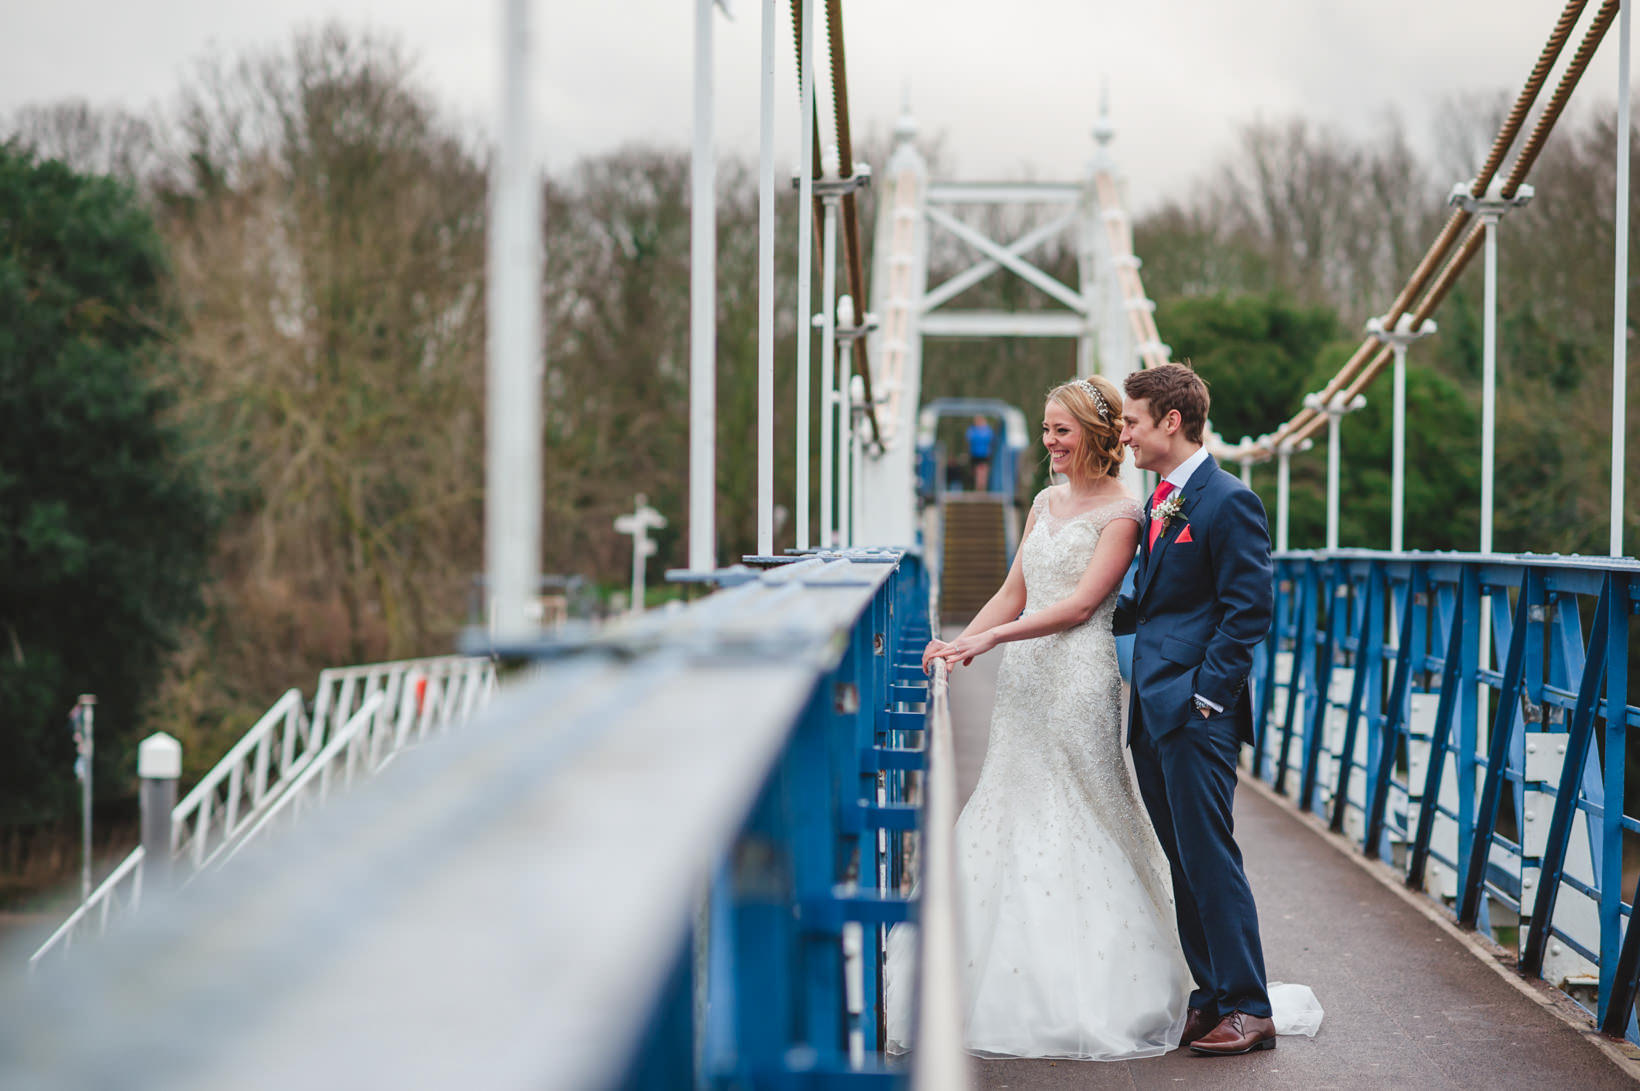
<box><xmin>1046</xmin><ymin>375</ymin><xmax>1125</xmax><ymax>481</ymax></box>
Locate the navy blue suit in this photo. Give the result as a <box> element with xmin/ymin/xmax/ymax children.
<box><xmin>1114</xmin><ymin>453</ymin><xmax>1274</xmax><ymax>1021</ymax></box>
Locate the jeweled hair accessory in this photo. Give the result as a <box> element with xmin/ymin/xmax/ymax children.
<box><xmin>1075</xmin><ymin>377</ymin><xmax>1111</xmax><ymax>421</ymax></box>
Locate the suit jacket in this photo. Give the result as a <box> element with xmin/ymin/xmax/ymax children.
<box><xmin>1115</xmin><ymin>453</ymin><xmax>1273</xmax><ymax>745</ymax></box>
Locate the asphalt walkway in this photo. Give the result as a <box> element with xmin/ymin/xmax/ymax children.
<box><xmin>939</xmin><ymin>630</ymin><xmax>1639</xmax><ymax>1089</ymax></box>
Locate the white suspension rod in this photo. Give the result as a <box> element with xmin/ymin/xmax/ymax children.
<box><xmin>1481</xmin><ymin>216</ymin><xmax>1498</xmax><ymax>555</ymax></box>
<box><xmin>819</xmin><ymin>195</ymin><xmax>839</xmax><ymax>547</ymax></box>
<box><xmin>688</xmin><ymin>0</ymin><xmax>718</xmax><ymax>573</ymax></box>
<box><xmin>1276</xmin><ymin>449</ymin><xmax>1290</xmax><ymax>553</ymax></box>
<box><xmin>486</xmin><ymin>0</ymin><xmax>542</xmax><ymax>640</ymax></box>
<box><xmin>1615</xmin><ymin>0</ymin><xmax>1632</xmax><ymax>558</ymax></box>
<box><xmin>794</xmin><ymin>0</ymin><xmax>816</xmax><ymax>551</ymax></box>
<box><xmin>1391</xmin><ymin>342</ymin><xmax>1407</xmax><ymax>553</ymax></box>
<box><xmin>756</xmin><ymin>0</ymin><xmax>776</xmax><ymax>556</ymax></box>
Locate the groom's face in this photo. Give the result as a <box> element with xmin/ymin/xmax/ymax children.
<box><xmin>1121</xmin><ymin>398</ymin><xmax>1180</xmax><ymax>474</ymax></box>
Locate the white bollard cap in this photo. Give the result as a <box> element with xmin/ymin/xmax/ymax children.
<box><xmin>138</xmin><ymin>732</ymin><xmax>182</xmax><ymax>780</ymax></box>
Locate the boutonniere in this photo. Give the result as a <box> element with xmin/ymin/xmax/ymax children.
<box><xmin>1151</xmin><ymin>491</ymin><xmax>1187</xmax><ymax>535</ymax></box>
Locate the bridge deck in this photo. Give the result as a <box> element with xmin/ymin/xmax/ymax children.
<box><xmin>939</xmin><ymin>633</ymin><xmax>1639</xmax><ymax>1090</ymax></box>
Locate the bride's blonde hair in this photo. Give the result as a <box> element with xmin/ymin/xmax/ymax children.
<box><xmin>1046</xmin><ymin>376</ymin><xmax>1125</xmax><ymax>481</ymax></box>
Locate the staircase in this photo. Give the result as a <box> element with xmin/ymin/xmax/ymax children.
<box><xmin>938</xmin><ymin>494</ymin><xmax>1014</xmax><ymax>621</ymax></box>
<box><xmin>28</xmin><ymin>654</ymin><xmax>496</xmax><ymax>970</ymax></box>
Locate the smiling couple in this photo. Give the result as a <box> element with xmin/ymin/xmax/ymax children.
<box><xmin>887</xmin><ymin>362</ymin><xmax>1320</xmax><ymax>1061</ymax></box>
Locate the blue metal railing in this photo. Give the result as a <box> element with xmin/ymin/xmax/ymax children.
<box><xmin>0</xmin><ymin>549</ymin><xmax>957</xmax><ymax>1090</ymax></box>
<box><xmin>654</xmin><ymin>548</ymin><xmax>940</xmax><ymax>1088</ymax></box>
<box><xmin>1251</xmin><ymin>550</ymin><xmax>1640</xmax><ymax>1038</ymax></box>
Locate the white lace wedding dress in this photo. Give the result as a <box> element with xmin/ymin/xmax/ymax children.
<box><xmin>887</xmin><ymin>493</ymin><xmax>1193</xmax><ymax>1059</ymax></box>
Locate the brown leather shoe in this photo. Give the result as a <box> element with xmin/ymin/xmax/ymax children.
<box><xmin>1179</xmin><ymin>1006</ymin><xmax>1217</xmax><ymax>1048</ymax></box>
<box><xmin>1188</xmin><ymin>1010</ymin><xmax>1276</xmax><ymax>1055</ymax></box>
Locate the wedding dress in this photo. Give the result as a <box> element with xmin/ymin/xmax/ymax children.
<box><xmin>888</xmin><ymin>493</ymin><xmax>1192</xmax><ymax>1059</ymax></box>
<box><xmin>886</xmin><ymin>490</ymin><xmax>1323</xmax><ymax>1058</ymax></box>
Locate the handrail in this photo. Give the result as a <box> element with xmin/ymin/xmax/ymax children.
<box><xmin>27</xmin><ymin>655</ymin><xmax>496</xmax><ymax>968</ymax></box>
<box><xmin>1252</xmin><ymin>550</ymin><xmax>1640</xmax><ymax>1038</ymax></box>
<box><xmin>26</xmin><ymin>846</ymin><xmax>145</xmax><ymax>973</ymax></box>
<box><xmin>219</xmin><ymin>692</ymin><xmax>387</xmax><ymax>867</ymax></box>
<box><xmin>909</xmin><ymin>659</ymin><xmax>969</xmax><ymax>1090</ymax></box>
<box><xmin>1</xmin><ymin>551</ymin><xmax>943</xmax><ymax>1088</ymax></box>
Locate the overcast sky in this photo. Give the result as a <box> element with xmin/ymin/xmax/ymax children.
<box><xmin>1</xmin><ymin>1</ymin><xmax>1632</xmax><ymax>209</ymax></box>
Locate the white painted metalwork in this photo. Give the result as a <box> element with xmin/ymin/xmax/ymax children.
<box><xmin>486</xmin><ymin>0</ymin><xmax>543</xmax><ymax>642</ymax></box>
<box><xmin>1615</xmin><ymin>0</ymin><xmax>1632</xmax><ymax>558</ymax></box>
<box><xmin>818</xmin><ymin>148</ymin><xmax>841</xmax><ymax>547</ymax></box>
<box><xmin>219</xmin><ymin>692</ymin><xmax>388</xmax><ymax>867</ymax></box>
<box><xmin>615</xmin><ymin>494</ymin><xmax>667</xmax><ymax>614</ymax></box>
<box><xmin>689</xmin><ymin>0</ymin><xmax>720</xmax><ymax>573</ymax></box>
<box><xmin>837</xmin><ymin>295</ymin><xmax>856</xmax><ymax>546</ymax></box>
<box><xmin>1276</xmin><ymin>447</ymin><xmax>1292</xmax><ymax>552</ymax></box>
<box><xmin>30</xmin><ymin>656</ymin><xmax>497</xmax><ymax>968</ymax></box>
<box><xmin>858</xmin><ymin>111</ymin><xmax>927</xmax><ymax>545</ymax></box>
<box><xmin>794</xmin><ymin>0</ymin><xmax>816</xmax><ymax>550</ymax></box>
<box><xmin>909</xmin><ymin>659</ymin><xmax>969</xmax><ymax>1090</ymax></box>
<box><xmin>1305</xmin><ymin>392</ymin><xmax>1366</xmax><ymax>550</ymax></box>
<box><xmin>1366</xmin><ymin>314</ymin><xmax>1438</xmax><ymax>552</ymax></box>
<box><xmin>756</xmin><ymin>0</ymin><xmax>777</xmax><ymax>556</ymax></box>
<box><xmin>1448</xmin><ymin>181</ymin><xmax>1533</xmax><ymax>555</ymax></box>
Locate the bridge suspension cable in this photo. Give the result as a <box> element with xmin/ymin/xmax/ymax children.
<box><xmin>1260</xmin><ymin>0</ymin><xmax>1619</xmax><ymax>457</ymax></box>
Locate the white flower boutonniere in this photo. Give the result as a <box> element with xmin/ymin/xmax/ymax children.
<box><xmin>1151</xmin><ymin>491</ymin><xmax>1186</xmax><ymax>535</ymax></box>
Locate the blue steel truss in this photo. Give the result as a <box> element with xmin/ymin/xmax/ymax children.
<box><xmin>1252</xmin><ymin>550</ymin><xmax>1640</xmax><ymax>1039</ymax></box>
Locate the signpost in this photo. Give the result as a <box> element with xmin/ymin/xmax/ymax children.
<box><xmin>615</xmin><ymin>495</ymin><xmax>668</xmax><ymax>614</ymax></box>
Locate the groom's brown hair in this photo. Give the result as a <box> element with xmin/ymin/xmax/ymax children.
<box><xmin>1123</xmin><ymin>362</ymin><xmax>1210</xmax><ymax>443</ymax></box>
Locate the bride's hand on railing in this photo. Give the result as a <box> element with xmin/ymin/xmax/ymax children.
<box><xmin>922</xmin><ymin>639</ymin><xmax>952</xmax><ymax>674</ymax></box>
<box><xmin>935</xmin><ymin>630</ymin><xmax>997</xmax><ymax>668</ymax></box>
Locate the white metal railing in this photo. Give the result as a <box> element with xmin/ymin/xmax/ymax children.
<box><xmin>28</xmin><ymin>654</ymin><xmax>496</xmax><ymax>969</ymax></box>
<box><xmin>220</xmin><ymin>692</ymin><xmax>386</xmax><ymax>867</ymax></box>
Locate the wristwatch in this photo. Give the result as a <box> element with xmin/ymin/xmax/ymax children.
<box><xmin>1191</xmin><ymin>695</ymin><xmax>1213</xmax><ymax>718</ymax></box>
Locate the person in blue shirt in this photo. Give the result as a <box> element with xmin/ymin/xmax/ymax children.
<box><xmin>966</xmin><ymin>415</ymin><xmax>994</xmax><ymax>492</ymax></box>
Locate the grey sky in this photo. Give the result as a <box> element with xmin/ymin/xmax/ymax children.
<box><xmin>1</xmin><ymin>2</ymin><xmax>1630</xmax><ymax>209</ymax></box>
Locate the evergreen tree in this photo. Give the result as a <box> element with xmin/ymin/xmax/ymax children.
<box><xmin>0</xmin><ymin>144</ymin><xmax>216</xmax><ymax>826</ymax></box>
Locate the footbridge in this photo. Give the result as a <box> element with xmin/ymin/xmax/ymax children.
<box><xmin>7</xmin><ymin>1</ymin><xmax>1640</xmax><ymax>1088</ymax></box>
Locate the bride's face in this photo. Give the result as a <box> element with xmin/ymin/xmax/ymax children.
<box><xmin>1042</xmin><ymin>401</ymin><xmax>1082</xmax><ymax>477</ymax></box>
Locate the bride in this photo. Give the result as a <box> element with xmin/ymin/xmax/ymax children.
<box><xmin>888</xmin><ymin>375</ymin><xmax>1191</xmax><ymax>1059</ymax></box>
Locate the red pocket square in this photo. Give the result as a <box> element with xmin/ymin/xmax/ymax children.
<box><xmin>1176</xmin><ymin>524</ymin><xmax>1194</xmax><ymax>544</ymax></box>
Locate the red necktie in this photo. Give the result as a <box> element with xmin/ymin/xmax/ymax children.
<box><xmin>1147</xmin><ymin>480</ymin><xmax>1175</xmax><ymax>549</ymax></box>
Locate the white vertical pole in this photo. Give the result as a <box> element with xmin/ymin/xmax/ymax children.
<box><xmin>1276</xmin><ymin>448</ymin><xmax>1291</xmax><ymax>553</ymax></box>
<box><xmin>1480</xmin><ymin>216</ymin><xmax>1498</xmax><ymax>556</ymax></box>
<box><xmin>1614</xmin><ymin>0</ymin><xmax>1632</xmax><ymax>558</ymax></box>
<box><xmin>689</xmin><ymin>0</ymin><xmax>718</xmax><ymax>572</ymax></box>
<box><xmin>1391</xmin><ymin>342</ymin><xmax>1407</xmax><ymax>553</ymax></box>
<box><xmin>850</xmin><ymin>373</ymin><xmax>866</xmax><ymax>546</ymax></box>
<box><xmin>1326</xmin><ymin>412</ymin><xmax>1341</xmax><ymax>551</ymax></box>
<box><xmin>794</xmin><ymin>0</ymin><xmax>815</xmax><ymax>550</ymax></box>
<box><xmin>819</xmin><ymin>193</ymin><xmax>839</xmax><ymax>547</ymax></box>
<box><xmin>756</xmin><ymin>0</ymin><xmax>777</xmax><ymax>556</ymax></box>
<box><xmin>487</xmin><ymin>0</ymin><xmax>542</xmax><ymax>640</ymax></box>
<box><xmin>1239</xmin><ymin>458</ymin><xmax>1252</xmax><ymax>486</ymax></box>
<box><xmin>1479</xmin><ymin>215</ymin><xmax>1500</xmax><ymax>724</ymax></box>
<box><xmin>838</xmin><ymin>296</ymin><xmax>855</xmax><ymax>547</ymax></box>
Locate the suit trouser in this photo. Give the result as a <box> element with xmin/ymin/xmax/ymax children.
<box><xmin>1130</xmin><ymin>712</ymin><xmax>1272</xmax><ymax>1019</ymax></box>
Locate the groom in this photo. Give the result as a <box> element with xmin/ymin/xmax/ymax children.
<box><xmin>1115</xmin><ymin>363</ymin><xmax>1276</xmax><ymax>1056</ymax></box>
